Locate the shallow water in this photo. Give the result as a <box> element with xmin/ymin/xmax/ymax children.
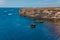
<box><xmin>0</xmin><ymin>8</ymin><xmax>59</xmax><ymax>40</ymax></box>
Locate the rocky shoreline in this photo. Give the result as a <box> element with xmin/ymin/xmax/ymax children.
<box><xmin>19</xmin><ymin>8</ymin><xmax>60</xmax><ymax>37</ymax></box>
<box><xmin>19</xmin><ymin>7</ymin><xmax>60</xmax><ymax>19</ymax></box>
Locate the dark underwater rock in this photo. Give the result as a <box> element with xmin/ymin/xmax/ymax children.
<box><xmin>30</xmin><ymin>24</ymin><xmax>36</xmax><ymax>28</ymax></box>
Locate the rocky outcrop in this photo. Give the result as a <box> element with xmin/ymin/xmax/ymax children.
<box><xmin>19</xmin><ymin>8</ymin><xmax>60</xmax><ymax>19</ymax></box>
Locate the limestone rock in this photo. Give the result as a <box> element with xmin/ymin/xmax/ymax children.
<box><xmin>19</xmin><ymin>8</ymin><xmax>60</xmax><ymax>19</ymax></box>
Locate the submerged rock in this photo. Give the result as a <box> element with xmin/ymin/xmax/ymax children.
<box><xmin>35</xmin><ymin>20</ymin><xmax>44</xmax><ymax>23</ymax></box>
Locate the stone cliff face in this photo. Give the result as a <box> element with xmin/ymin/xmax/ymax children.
<box><xmin>19</xmin><ymin>8</ymin><xmax>60</xmax><ymax>19</ymax></box>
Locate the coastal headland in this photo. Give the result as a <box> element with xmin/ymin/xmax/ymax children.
<box><xmin>19</xmin><ymin>7</ymin><xmax>60</xmax><ymax>19</ymax></box>
<box><xmin>19</xmin><ymin>7</ymin><xmax>60</xmax><ymax>24</ymax></box>
<box><xmin>19</xmin><ymin>8</ymin><xmax>60</xmax><ymax>39</ymax></box>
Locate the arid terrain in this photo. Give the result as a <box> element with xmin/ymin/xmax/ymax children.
<box><xmin>20</xmin><ymin>7</ymin><xmax>60</xmax><ymax>19</ymax></box>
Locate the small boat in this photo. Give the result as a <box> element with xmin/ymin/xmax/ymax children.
<box><xmin>30</xmin><ymin>24</ymin><xmax>36</xmax><ymax>28</ymax></box>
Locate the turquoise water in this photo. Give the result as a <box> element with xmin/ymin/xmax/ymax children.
<box><xmin>0</xmin><ymin>8</ymin><xmax>57</xmax><ymax>40</ymax></box>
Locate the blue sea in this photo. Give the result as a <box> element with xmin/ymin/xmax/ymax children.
<box><xmin>0</xmin><ymin>8</ymin><xmax>58</xmax><ymax>40</ymax></box>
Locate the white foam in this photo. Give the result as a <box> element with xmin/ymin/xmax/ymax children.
<box><xmin>8</xmin><ymin>13</ymin><xmax>12</xmax><ymax>15</ymax></box>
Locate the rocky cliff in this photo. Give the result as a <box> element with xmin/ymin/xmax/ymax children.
<box><xmin>19</xmin><ymin>7</ymin><xmax>60</xmax><ymax>19</ymax></box>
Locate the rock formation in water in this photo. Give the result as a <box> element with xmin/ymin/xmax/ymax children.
<box><xmin>19</xmin><ymin>7</ymin><xmax>60</xmax><ymax>19</ymax></box>
<box><xmin>19</xmin><ymin>8</ymin><xmax>60</xmax><ymax>39</ymax></box>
